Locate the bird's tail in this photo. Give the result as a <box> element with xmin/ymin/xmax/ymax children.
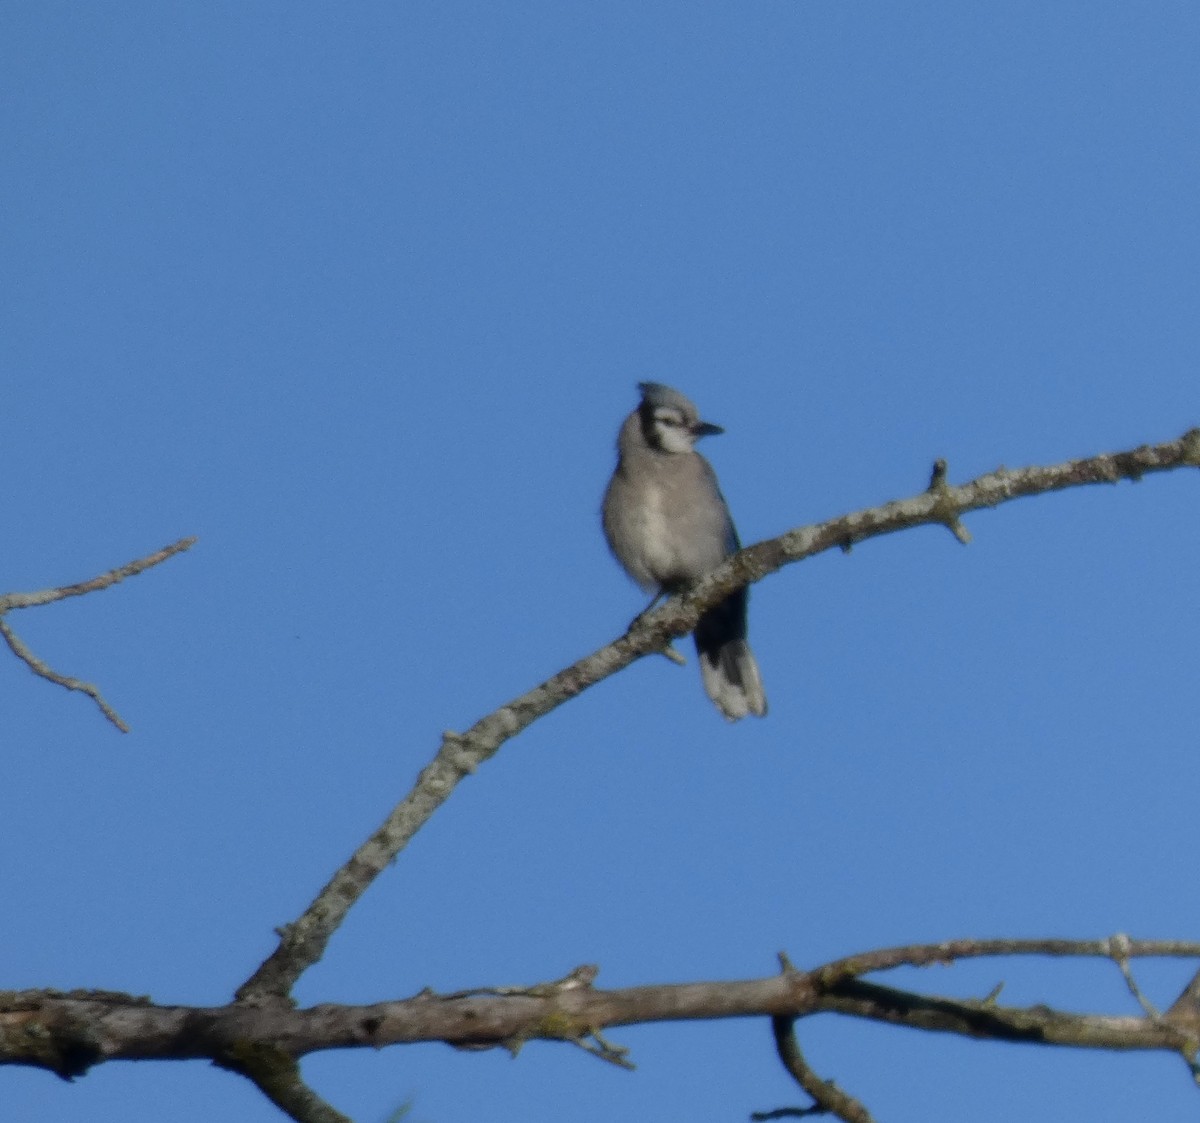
<box><xmin>694</xmin><ymin>590</ymin><xmax>768</xmax><ymax>721</ymax></box>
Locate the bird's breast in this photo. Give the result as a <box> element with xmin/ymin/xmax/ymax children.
<box><xmin>605</xmin><ymin>469</ymin><xmax>729</xmax><ymax>591</ymax></box>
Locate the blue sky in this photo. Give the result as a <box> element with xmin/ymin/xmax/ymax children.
<box><xmin>3</xmin><ymin>3</ymin><xmax>1199</xmax><ymax>1121</ymax></box>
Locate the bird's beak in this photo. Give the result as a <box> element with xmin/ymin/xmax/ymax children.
<box><xmin>693</xmin><ymin>421</ymin><xmax>724</xmax><ymax>438</ymax></box>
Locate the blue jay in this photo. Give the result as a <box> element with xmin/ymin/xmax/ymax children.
<box><xmin>602</xmin><ymin>382</ymin><xmax>767</xmax><ymax>720</ymax></box>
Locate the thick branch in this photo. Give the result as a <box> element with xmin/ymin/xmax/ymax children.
<box><xmin>11</xmin><ymin>938</ymin><xmax>1200</xmax><ymax>1080</ymax></box>
<box><xmin>237</xmin><ymin>431</ymin><xmax>1200</xmax><ymax>1000</ymax></box>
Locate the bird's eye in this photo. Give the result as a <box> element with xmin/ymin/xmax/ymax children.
<box><xmin>657</xmin><ymin>412</ymin><xmax>681</xmax><ymax>427</ymax></box>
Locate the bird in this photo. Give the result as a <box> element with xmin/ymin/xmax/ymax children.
<box><xmin>601</xmin><ymin>381</ymin><xmax>767</xmax><ymax>720</ymax></box>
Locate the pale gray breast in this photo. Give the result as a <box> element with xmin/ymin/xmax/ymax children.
<box><xmin>603</xmin><ymin>449</ymin><xmax>733</xmax><ymax>592</ymax></box>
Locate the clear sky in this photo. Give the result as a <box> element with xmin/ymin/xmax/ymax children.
<box><xmin>4</xmin><ymin>3</ymin><xmax>1199</xmax><ymax>1121</ymax></box>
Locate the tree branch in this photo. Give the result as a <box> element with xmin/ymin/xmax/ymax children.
<box><xmin>822</xmin><ymin>977</ymin><xmax>1192</xmax><ymax>1052</ymax></box>
<box><xmin>759</xmin><ymin>1015</ymin><xmax>877</xmax><ymax>1123</ymax></box>
<box><xmin>0</xmin><ymin>537</ymin><xmax>198</xmax><ymax>614</ymax></box>
<box><xmin>9</xmin><ymin>937</ymin><xmax>1200</xmax><ymax>1082</ymax></box>
<box><xmin>0</xmin><ymin>618</ymin><xmax>132</xmax><ymax>733</ymax></box>
<box><xmin>214</xmin><ymin>1041</ymin><xmax>352</xmax><ymax>1123</ymax></box>
<box><xmin>0</xmin><ymin>536</ymin><xmax>197</xmax><ymax>732</ymax></box>
<box><xmin>237</xmin><ymin>430</ymin><xmax>1200</xmax><ymax>1001</ymax></box>
<box><xmin>813</xmin><ymin>935</ymin><xmax>1200</xmax><ymax>985</ymax></box>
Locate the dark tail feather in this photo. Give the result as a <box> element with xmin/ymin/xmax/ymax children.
<box><xmin>693</xmin><ymin>589</ymin><xmax>767</xmax><ymax>721</ymax></box>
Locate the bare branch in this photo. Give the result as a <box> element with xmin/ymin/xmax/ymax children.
<box><xmin>0</xmin><ymin>537</ymin><xmax>197</xmax><ymax>612</ymax></box>
<box><xmin>751</xmin><ymin>1110</ymin><xmax>830</xmax><ymax>1121</ymax></box>
<box><xmin>236</xmin><ymin>431</ymin><xmax>1200</xmax><ymax>1001</ymax></box>
<box><xmin>0</xmin><ymin>618</ymin><xmax>131</xmax><ymax>732</ymax></box>
<box><xmin>0</xmin><ymin>537</ymin><xmax>197</xmax><ymax>732</ymax></box>
<box><xmin>827</xmin><ymin>977</ymin><xmax>1181</xmax><ymax>1049</ymax></box>
<box><xmin>214</xmin><ymin>1041</ymin><xmax>352</xmax><ymax>1123</ymax></box>
<box><xmin>1106</xmin><ymin>933</ymin><xmax>1162</xmax><ymax>1020</ymax></box>
<box><xmin>814</xmin><ymin>935</ymin><xmax>1200</xmax><ymax>986</ymax></box>
<box><xmin>10</xmin><ymin>936</ymin><xmax>1200</xmax><ymax>1079</ymax></box>
<box><xmin>760</xmin><ymin>1016</ymin><xmax>877</xmax><ymax>1123</ymax></box>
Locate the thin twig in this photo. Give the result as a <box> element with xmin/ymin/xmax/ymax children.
<box><xmin>0</xmin><ymin>537</ymin><xmax>197</xmax><ymax>612</ymax></box>
<box><xmin>760</xmin><ymin>1017</ymin><xmax>877</xmax><ymax>1123</ymax></box>
<box><xmin>0</xmin><ymin>618</ymin><xmax>130</xmax><ymax>732</ymax></box>
<box><xmin>0</xmin><ymin>537</ymin><xmax>197</xmax><ymax>732</ymax></box>
<box><xmin>814</xmin><ymin>936</ymin><xmax>1200</xmax><ymax>987</ymax></box>
<box><xmin>1107</xmin><ymin>933</ymin><xmax>1162</xmax><ymax>1019</ymax></box>
<box><xmin>751</xmin><ymin>1110</ymin><xmax>830</xmax><ymax>1120</ymax></box>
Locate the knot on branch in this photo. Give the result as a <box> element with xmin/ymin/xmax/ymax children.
<box><xmin>1</xmin><ymin>1008</ymin><xmax>103</xmax><ymax>1080</ymax></box>
<box><xmin>927</xmin><ymin>458</ymin><xmax>972</xmax><ymax>545</ymax></box>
